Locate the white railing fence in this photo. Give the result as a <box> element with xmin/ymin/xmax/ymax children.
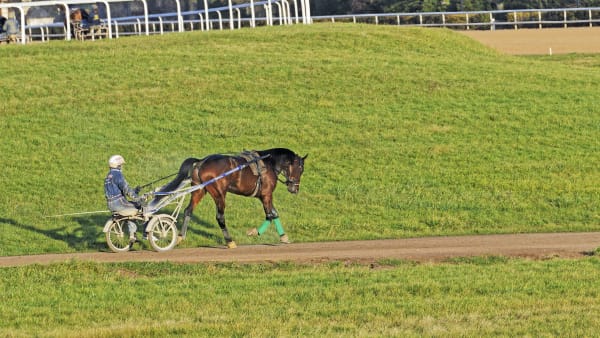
<box><xmin>0</xmin><ymin>0</ymin><xmax>312</xmax><ymax>44</ymax></box>
<box><xmin>313</xmin><ymin>7</ymin><xmax>600</xmax><ymax>30</ymax></box>
<box><xmin>2</xmin><ymin>3</ymin><xmax>600</xmax><ymax>45</ymax></box>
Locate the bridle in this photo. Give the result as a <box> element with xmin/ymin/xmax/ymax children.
<box><xmin>275</xmin><ymin>166</ymin><xmax>301</xmax><ymax>188</ymax></box>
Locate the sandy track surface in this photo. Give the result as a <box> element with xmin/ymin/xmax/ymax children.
<box><xmin>460</xmin><ymin>27</ymin><xmax>600</xmax><ymax>54</ymax></box>
<box><xmin>1</xmin><ymin>232</ymin><xmax>599</xmax><ymax>267</ymax></box>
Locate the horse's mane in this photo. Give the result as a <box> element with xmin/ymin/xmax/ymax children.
<box><xmin>256</xmin><ymin>148</ymin><xmax>296</xmax><ymax>161</ymax></box>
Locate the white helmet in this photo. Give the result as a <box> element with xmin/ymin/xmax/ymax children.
<box><xmin>108</xmin><ymin>155</ymin><xmax>125</xmax><ymax>168</ymax></box>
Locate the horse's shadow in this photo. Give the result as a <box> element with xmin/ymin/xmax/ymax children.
<box><xmin>175</xmin><ymin>215</ymin><xmax>224</xmax><ymax>245</ymax></box>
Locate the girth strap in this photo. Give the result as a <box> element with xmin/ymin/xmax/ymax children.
<box><xmin>240</xmin><ymin>150</ymin><xmax>266</xmax><ymax>197</ymax></box>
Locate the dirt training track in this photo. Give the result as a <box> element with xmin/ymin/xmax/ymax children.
<box><xmin>460</xmin><ymin>27</ymin><xmax>600</xmax><ymax>54</ymax></box>
<box><xmin>1</xmin><ymin>232</ymin><xmax>599</xmax><ymax>267</ymax></box>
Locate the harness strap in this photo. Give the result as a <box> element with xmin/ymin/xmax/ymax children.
<box><xmin>250</xmin><ymin>172</ymin><xmax>262</xmax><ymax>197</ymax></box>
<box><xmin>240</xmin><ymin>150</ymin><xmax>266</xmax><ymax>176</ymax></box>
<box><xmin>239</xmin><ymin>151</ymin><xmax>266</xmax><ymax>197</ymax></box>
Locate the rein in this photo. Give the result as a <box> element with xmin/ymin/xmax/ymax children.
<box><xmin>138</xmin><ymin>172</ymin><xmax>178</xmax><ymax>190</ymax></box>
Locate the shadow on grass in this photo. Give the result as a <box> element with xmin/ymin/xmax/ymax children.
<box><xmin>0</xmin><ymin>216</ymin><xmax>104</xmax><ymax>251</ymax></box>
<box><xmin>0</xmin><ymin>212</ymin><xmax>229</xmax><ymax>252</ymax></box>
<box><xmin>179</xmin><ymin>214</ymin><xmax>225</xmax><ymax>246</ymax></box>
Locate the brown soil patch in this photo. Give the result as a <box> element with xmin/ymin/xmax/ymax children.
<box><xmin>459</xmin><ymin>27</ymin><xmax>600</xmax><ymax>54</ymax></box>
<box><xmin>1</xmin><ymin>232</ymin><xmax>599</xmax><ymax>267</ymax></box>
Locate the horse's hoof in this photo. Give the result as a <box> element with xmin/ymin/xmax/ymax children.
<box><xmin>246</xmin><ymin>228</ymin><xmax>258</xmax><ymax>236</ymax></box>
<box><xmin>280</xmin><ymin>234</ymin><xmax>290</xmax><ymax>244</ymax></box>
<box><xmin>227</xmin><ymin>241</ymin><xmax>237</xmax><ymax>249</ymax></box>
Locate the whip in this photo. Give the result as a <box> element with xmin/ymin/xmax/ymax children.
<box><xmin>44</xmin><ymin>210</ymin><xmax>111</xmax><ymax>218</ymax></box>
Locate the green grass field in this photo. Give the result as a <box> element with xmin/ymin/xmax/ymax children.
<box><xmin>2</xmin><ymin>258</ymin><xmax>600</xmax><ymax>336</ymax></box>
<box><xmin>1</xmin><ymin>24</ymin><xmax>598</xmax><ymax>255</ymax></box>
<box><xmin>1</xmin><ymin>24</ymin><xmax>599</xmax><ymax>336</ymax></box>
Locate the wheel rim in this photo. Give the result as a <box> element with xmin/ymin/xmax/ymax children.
<box><xmin>106</xmin><ymin>220</ymin><xmax>132</xmax><ymax>252</ymax></box>
<box><xmin>149</xmin><ymin>216</ymin><xmax>177</xmax><ymax>252</ymax></box>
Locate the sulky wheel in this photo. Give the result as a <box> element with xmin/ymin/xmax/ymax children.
<box><xmin>104</xmin><ymin>218</ymin><xmax>134</xmax><ymax>253</ymax></box>
<box><xmin>146</xmin><ymin>214</ymin><xmax>178</xmax><ymax>252</ymax></box>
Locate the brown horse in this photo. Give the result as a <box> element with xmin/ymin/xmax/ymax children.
<box><xmin>67</xmin><ymin>8</ymin><xmax>90</xmax><ymax>38</ymax></box>
<box><xmin>156</xmin><ymin>148</ymin><xmax>307</xmax><ymax>248</ymax></box>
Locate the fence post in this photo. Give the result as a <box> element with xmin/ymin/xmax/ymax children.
<box><xmin>140</xmin><ymin>0</ymin><xmax>149</xmax><ymax>35</ymax></box>
<box><xmin>203</xmin><ymin>0</ymin><xmax>210</xmax><ymax>30</ymax></box>
<box><xmin>284</xmin><ymin>0</ymin><xmax>292</xmax><ymax>25</ymax></box>
<box><xmin>538</xmin><ymin>11</ymin><xmax>542</xmax><ymax>29</ymax></box>
<box><xmin>298</xmin><ymin>0</ymin><xmax>305</xmax><ymax>24</ymax></box>
<box><xmin>228</xmin><ymin>0</ymin><xmax>234</xmax><ymax>30</ymax></box>
<box><xmin>174</xmin><ymin>0</ymin><xmax>183</xmax><ymax>32</ymax></box>
<box><xmin>292</xmin><ymin>0</ymin><xmax>299</xmax><ymax>24</ymax></box>
<box><xmin>103</xmin><ymin>1</ymin><xmax>113</xmax><ymax>39</ymax></box>
<box><xmin>563</xmin><ymin>10</ymin><xmax>567</xmax><ymax>28</ymax></box>
<box><xmin>235</xmin><ymin>8</ymin><xmax>241</xmax><ymax>28</ymax></box>
<box><xmin>466</xmin><ymin>13</ymin><xmax>469</xmax><ymax>30</ymax></box>
<box><xmin>267</xmin><ymin>0</ymin><xmax>273</xmax><ymax>26</ymax></box>
<box><xmin>198</xmin><ymin>13</ymin><xmax>204</xmax><ymax>31</ymax></box>
<box><xmin>113</xmin><ymin>20</ymin><xmax>119</xmax><ymax>38</ymax></box>
<box><xmin>250</xmin><ymin>0</ymin><xmax>256</xmax><ymax>27</ymax></box>
<box><xmin>274</xmin><ymin>2</ymin><xmax>282</xmax><ymax>25</ymax></box>
<box><xmin>216</xmin><ymin>11</ymin><xmax>223</xmax><ymax>30</ymax></box>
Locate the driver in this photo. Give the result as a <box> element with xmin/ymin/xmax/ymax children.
<box><xmin>104</xmin><ymin>155</ymin><xmax>144</xmax><ymax>242</ymax></box>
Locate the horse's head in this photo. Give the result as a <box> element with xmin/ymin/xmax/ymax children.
<box><xmin>282</xmin><ymin>153</ymin><xmax>307</xmax><ymax>194</ymax></box>
<box><xmin>70</xmin><ymin>9</ymin><xmax>82</xmax><ymax>21</ymax></box>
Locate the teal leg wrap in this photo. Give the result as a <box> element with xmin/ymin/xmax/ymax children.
<box><xmin>273</xmin><ymin>217</ymin><xmax>285</xmax><ymax>236</ymax></box>
<box><xmin>257</xmin><ymin>219</ymin><xmax>271</xmax><ymax>235</ymax></box>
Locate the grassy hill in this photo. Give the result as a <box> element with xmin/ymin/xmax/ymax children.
<box><xmin>0</xmin><ymin>24</ymin><xmax>598</xmax><ymax>256</ymax></box>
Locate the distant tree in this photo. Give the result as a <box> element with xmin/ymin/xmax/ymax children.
<box><xmin>421</xmin><ymin>0</ymin><xmax>447</xmax><ymax>12</ymax></box>
<box><xmin>448</xmin><ymin>0</ymin><xmax>495</xmax><ymax>11</ymax></box>
<box><xmin>310</xmin><ymin>0</ymin><xmax>352</xmax><ymax>15</ymax></box>
<box><xmin>384</xmin><ymin>0</ymin><xmax>424</xmax><ymax>13</ymax></box>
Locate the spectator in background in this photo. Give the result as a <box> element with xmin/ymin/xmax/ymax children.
<box><xmin>91</xmin><ymin>5</ymin><xmax>101</xmax><ymax>26</ymax></box>
<box><xmin>0</xmin><ymin>16</ymin><xmax>7</xmax><ymax>32</ymax></box>
<box><xmin>0</xmin><ymin>16</ymin><xmax>6</xmax><ymax>43</ymax></box>
<box><xmin>3</xmin><ymin>13</ymin><xmax>20</xmax><ymax>44</ymax></box>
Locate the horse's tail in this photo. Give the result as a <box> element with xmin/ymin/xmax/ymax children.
<box><xmin>155</xmin><ymin>157</ymin><xmax>202</xmax><ymax>197</ymax></box>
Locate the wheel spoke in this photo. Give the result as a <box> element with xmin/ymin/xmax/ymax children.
<box><xmin>148</xmin><ymin>215</ymin><xmax>178</xmax><ymax>252</ymax></box>
<box><xmin>106</xmin><ymin>219</ymin><xmax>133</xmax><ymax>253</ymax></box>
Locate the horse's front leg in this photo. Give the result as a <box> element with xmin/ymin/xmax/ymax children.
<box><xmin>247</xmin><ymin>195</ymin><xmax>289</xmax><ymax>243</ymax></box>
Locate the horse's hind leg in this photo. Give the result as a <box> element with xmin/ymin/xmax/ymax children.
<box><xmin>208</xmin><ymin>187</ymin><xmax>237</xmax><ymax>249</ymax></box>
<box><xmin>180</xmin><ymin>189</ymin><xmax>205</xmax><ymax>241</ymax></box>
